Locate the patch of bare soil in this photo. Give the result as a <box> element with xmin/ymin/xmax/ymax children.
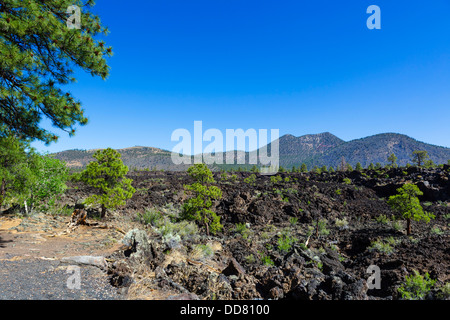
<box><xmin>0</xmin><ymin>211</ymin><xmax>141</xmax><ymax>300</ymax></box>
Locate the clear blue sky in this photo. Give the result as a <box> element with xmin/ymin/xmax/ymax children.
<box><xmin>33</xmin><ymin>0</ymin><xmax>450</xmax><ymax>153</ymax></box>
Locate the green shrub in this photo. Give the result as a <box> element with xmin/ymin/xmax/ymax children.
<box><xmin>259</xmin><ymin>251</ymin><xmax>275</xmax><ymax>266</ymax></box>
<box><xmin>138</xmin><ymin>208</ymin><xmax>198</xmax><ymax>239</ymax></box>
<box><xmin>335</xmin><ymin>217</ymin><xmax>348</xmax><ymax>228</ymax></box>
<box><xmin>438</xmin><ymin>283</ymin><xmax>450</xmax><ymax>299</ymax></box>
<box><xmin>375</xmin><ymin>214</ymin><xmax>390</xmax><ymax>224</ymax></box>
<box><xmin>368</xmin><ymin>240</ymin><xmax>394</xmax><ymax>255</ymax></box>
<box><xmin>245</xmin><ymin>254</ymin><xmax>256</xmax><ymax>264</ymax></box>
<box><xmin>30</xmin><ymin>155</ymin><xmax>70</xmax><ymax>213</ymax></box>
<box><xmin>192</xmin><ymin>244</ymin><xmax>215</xmax><ymax>260</ymax></box>
<box><xmin>244</xmin><ymin>174</ymin><xmax>257</xmax><ymax>185</ymax></box>
<box><xmin>398</xmin><ymin>270</ymin><xmax>436</xmax><ymax>300</ymax></box>
<box><xmin>234</xmin><ymin>222</ymin><xmax>251</xmax><ymax>239</ymax></box>
<box><xmin>138</xmin><ymin>208</ymin><xmax>163</xmax><ymax>226</ymax></box>
<box><xmin>270</xmin><ymin>175</ymin><xmax>282</xmax><ymax>184</ymax></box>
<box><xmin>316</xmin><ymin>219</ymin><xmax>330</xmax><ymax>236</ymax></box>
<box><xmin>431</xmin><ymin>226</ymin><xmax>444</xmax><ymax>235</ymax></box>
<box><xmin>289</xmin><ymin>217</ymin><xmax>298</xmax><ymax>226</ymax></box>
<box><xmin>277</xmin><ymin>232</ymin><xmax>297</xmax><ymax>252</ymax></box>
<box><xmin>343</xmin><ymin>178</ymin><xmax>351</xmax><ymax>185</ymax></box>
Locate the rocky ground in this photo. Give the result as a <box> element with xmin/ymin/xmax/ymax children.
<box><xmin>1</xmin><ymin>165</ymin><xmax>449</xmax><ymax>300</ymax></box>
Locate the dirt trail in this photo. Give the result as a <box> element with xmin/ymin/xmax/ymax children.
<box><xmin>0</xmin><ymin>213</ymin><xmax>125</xmax><ymax>300</ymax></box>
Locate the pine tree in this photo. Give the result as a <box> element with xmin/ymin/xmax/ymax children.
<box><xmin>387</xmin><ymin>183</ymin><xmax>435</xmax><ymax>235</ymax></box>
<box><xmin>300</xmin><ymin>163</ymin><xmax>307</xmax><ymax>173</ymax></box>
<box><xmin>355</xmin><ymin>162</ymin><xmax>363</xmax><ymax>171</ymax></box>
<box><xmin>0</xmin><ymin>0</ymin><xmax>112</xmax><ymax>143</ymax></box>
<box><xmin>0</xmin><ymin>135</ymin><xmax>34</xmax><ymax>208</ymax></box>
<box><xmin>76</xmin><ymin>148</ymin><xmax>135</xmax><ymax>218</ymax></box>
<box><xmin>182</xmin><ymin>163</ymin><xmax>223</xmax><ymax>235</ymax></box>
<box><xmin>411</xmin><ymin>151</ymin><xmax>429</xmax><ymax>167</ymax></box>
<box><xmin>387</xmin><ymin>153</ymin><xmax>398</xmax><ymax>168</ymax></box>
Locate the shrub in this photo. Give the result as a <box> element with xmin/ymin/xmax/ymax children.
<box><xmin>220</xmin><ymin>172</ymin><xmax>228</xmax><ymax>181</ymax></box>
<box><xmin>234</xmin><ymin>222</ymin><xmax>251</xmax><ymax>239</ymax></box>
<box><xmin>343</xmin><ymin>178</ymin><xmax>351</xmax><ymax>185</ymax></box>
<box><xmin>438</xmin><ymin>283</ymin><xmax>450</xmax><ymax>299</ymax></box>
<box><xmin>431</xmin><ymin>226</ymin><xmax>444</xmax><ymax>235</ymax></box>
<box><xmin>277</xmin><ymin>232</ymin><xmax>297</xmax><ymax>252</ymax></box>
<box><xmin>191</xmin><ymin>244</ymin><xmax>215</xmax><ymax>260</ymax></box>
<box><xmin>138</xmin><ymin>208</ymin><xmax>198</xmax><ymax>239</ymax></box>
<box><xmin>289</xmin><ymin>217</ymin><xmax>298</xmax><ymax>226</ymax></box>
<box><xmin>259</xmin><ymin>251</ymin><xmax>275</xmax><ymax>266</ymax></box>
<box><xmin>244</xmin><ymin>174</ymin><xmax>257</xmax><ymax>185</ymax></box>
<box><xmin>29</xmin><ymin>155</ymin><xmax>69</xmax><ymax>213</ymax></box>
<box><xmin>270</xmin><ymin>175</ymin><xmax>282</xmax><ymax>184</ymax></box>
<box><xmin>398</xmin><ymin>270</ymin><xmax>436</xmax><ymax>300</ymax></box>
<box><xmin>245</xmin><ymin>254</ymin><xmax>256</xmax><ymax>264</ymax></box>
<box><xmin>137</xmin><ymin>208</ymin><xmax>163</xmax><ymax>227</ymax></box>
<box><xmin>316</xmin><ymin>219</ymin><xmax>330</xmax><ymax>236</ymax></box>
<box><xmin>335</xmin><ymin>217</ymin><xmax>348</xmax><ymax>228</ymax></box>
<box><xmin>368</xmin><ymin>239</ymin><xmax>394</xmax><ymax>255</ymax></box>
<box><xmin>375</xmin><ymin>214</ymin><xmax>390</xmax><ymax>224</ymax></box>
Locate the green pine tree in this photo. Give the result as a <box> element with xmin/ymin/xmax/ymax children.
<box><xmin>300</xmin><ymin>163</ymin><xmax>307</xmax><ymax>173</ymax></box>
<box><xmin>0</xmin><ymin>0</ymin><xmax>112</xmax><ymax>143</ymax></box>
<box><xmin>76</xmin><ymin>148</ymin><xmax>135</xmax><ymax>218</ymax></box>
<box><xmin>411</xmin><ymin>151</ymin><xmax>429</xmax><ymax>167</ymax></box>
<box><xmin>0</xmin><ymin>135</ymin><xmax>35</xmax><ymax>208</ymax></box>
<box><xmin>388</xmin><ymin>153</ymin><xmax>398</xmax><ymax>168</ymax></box>
<box><xmin>387</xmin><ymin>183</ymin><xmax>435</xmax><ymax>235</ymax></box>
<box><xmin>182</xmin><ymin>163</ymin><xmax>222</xmax><ymax>235</ymax></box>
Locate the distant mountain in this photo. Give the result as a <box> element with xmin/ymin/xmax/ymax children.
<box><xmin>52</xmin><ymin>146</ymin><xmax>190</xmax><ymax>171</ymax></box>
<box><xmin>52</xmin><ymin>133</ymin><xmax>450</xmax><ymax>171</ymax></box>
<box><xmin>276</xmin><ymin>132</ymin><xmax>345</xmax><ymax>168</ymax></box>
<box><xmin>314</xmin><ymin>133</ymin><xmax>450</xmax><ymax>168</ymax></box>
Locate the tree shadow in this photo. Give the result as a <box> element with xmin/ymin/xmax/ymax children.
<box><xmin>0</xmin><ymin>234</ymin><xmax>13</xmax><ymax>248</ymax></box>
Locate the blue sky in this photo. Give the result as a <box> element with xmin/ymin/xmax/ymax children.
<box><xmin>33</xmin><ymin>0</ymin><xmax>450</xmax><ymax>153</ymax></box>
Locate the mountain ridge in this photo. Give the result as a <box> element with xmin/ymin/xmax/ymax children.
<box><xmin>52</xmin><ymin>132</ymin><xmax>450</xmax><ymax>170</ymax></box>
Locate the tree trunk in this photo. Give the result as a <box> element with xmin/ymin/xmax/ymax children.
<box><xmin>0</xmin><ymin>178</ymin><xmax>5</xmax><ymax>209</ymax></box>
<box><xmin>204</xmin><ymin>216</ymin><xmax>210</xmax><ymax>236</ymax></box>
<box><xmin>100</xmin><ymin>204</ymin><xmax>107</xmax><ymax>219</ymax></box>
<box><xmin>406</xmin><ymin>218</ymin><xmax>411</xmax><ymax>236</ymax></box>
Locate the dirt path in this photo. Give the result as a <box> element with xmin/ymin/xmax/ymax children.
<box><xmin>0</xmin><ymin>213</ymin><xmax>126</xmax><ymax>300</ymax></box>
